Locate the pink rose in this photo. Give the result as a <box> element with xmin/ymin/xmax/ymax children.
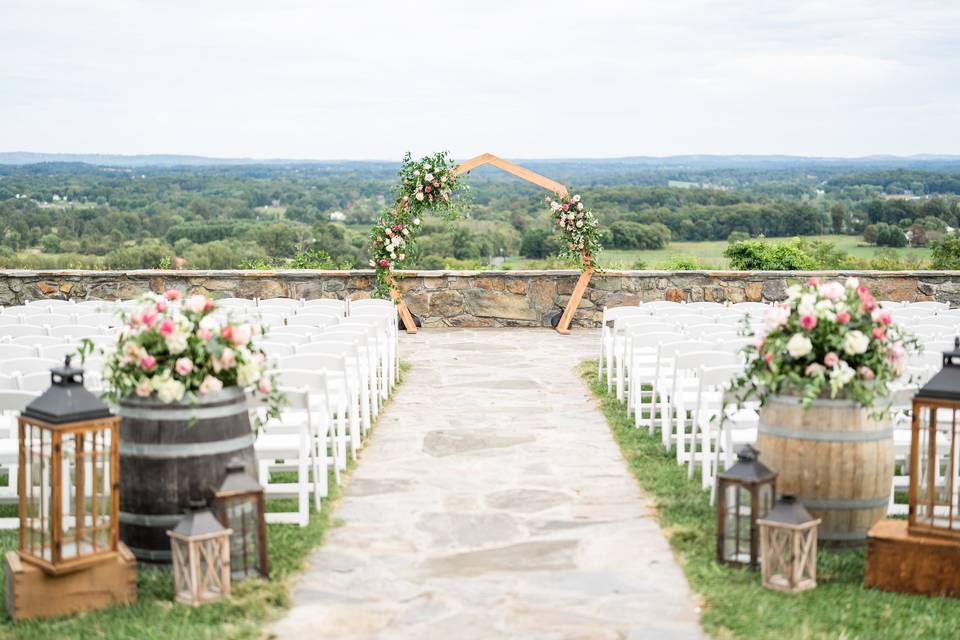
<box><xmin>158</xmin><ymin>318</ymin><xmax>175</xmax><ymax>336</ymax></box>
<box><xmin>872</xmin><ymin>327</ymin><xmax>886</xmax><ymax>340</ymax></box>
<box><xmin>221</xmin><ymin>325</ymin><xmax>234</xmax><ymax>342</ymax></box>
<box><xmin>140</xmin><ymin>354</ymin><xmax>156</xmax><ymax>371</ymax></box>
<box><xmin>164</xmin><ymin>289</ymin><xmax>182</xmax><ymax>301</ymax></box>
<box><xmin>424</xmin><ymin>185</ymin><xmax>432</xmax><ymax>193</ymax></box>
<box><xmin>800</xmin><ymin>314</ymin><xmax>817</xmax><ymax>330</ymax></box>
<box><xmin>156</xmin><ymin>300</ymin><xmax>167</xmax><ymax>313</ymax></box>
<box><xmin>175</xmin><ymin>357</ymin><xmax>193</xmax><ymax>376</ymax></box>
<box><xmin>836</xmin><ymin>311</ymin><xmax>851</xmax><ymax>325</ymax></box>
<box><xmin>141</xmin><ymin>309</ymin><xmax>157</xmax><ymax>327</ymax></box>
<box><xmin>231</xmin><ymin>324</ymin><xmax>252</xmax><ymax>345</ymax></box>
<box><xmin>257</xmin><ymin>378</ymin><xmax>272</xmax><ymax>394</ymax></box>
<box><xmin>378</xmin><ymin>259</ymin><xmax>390</xmax><ymax>268</ymax></box>
<box><xmin>870</xmin><ymin>309</ymin><xmax>892</xmax><ymax>325</ymax></box>
<box><xmin>824</xmin><ymin>352</ymin><xmax>839</xmax><ymax>367</ymax></box>
<box><xmin>562</xmin><ymin>203</ymin><xmax>570</xmax><ymax>211</ymax></box>
<box><xmin>858</xmin><ymin>366</ymin><xmax>875</xmax><ymax>380</ymax></box>
<box><xmin>198</xmin><ymin>375</ymin><xmax>223</xmax><ymax>395</ymax></box>
<box><xmin>807</xmin><ymin>277</ymin><xmax>819</xmax><ymax>286</ymax></box>
<box><xmin>763</xmin><ymin>351</ymin><xmax>774</xmax><ymax>364</ymax></box>
<box><xmin>252</xmin><ymin>351</ymin><xmax>266</xmax><ymax>366</ymax></box>
<box><xmin>197</xmin><ymin>328</ymin><xmax>213</xmax><ymax>342</ymax></box>
<box><xmin>805</xmin><ymin>363</ymin><xmax>825</xmax><ymax>376</ymax></box>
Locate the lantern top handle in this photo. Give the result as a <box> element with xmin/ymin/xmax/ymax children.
<box><xmin>51</xmin><ymin>355</ymin><xmax>84</xmax><ymax>387</ymax></box>
<box><xmin>737</xmin><ymin>444</ymin><xmax>759</xmax><ymax>463</ymax></box>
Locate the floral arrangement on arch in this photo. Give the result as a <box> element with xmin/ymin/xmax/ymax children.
<box><xmin>545</xmin><ymin>193</ymin><xmax>602</xmax><ymax>269</ymax></box>
<box><xmin>99</xmin><ymin>290</ymin><xmax>284</xmax><ymax>422</ymax></box>
<box><xmin>732</xmin><ymin>277</ymin><xmax>917</xmax><ymax>413</ymax></box>
<box><xmin>369</xmin><ymin>151</ymin><xmax>469</xmax><ymax>298</ymax></box>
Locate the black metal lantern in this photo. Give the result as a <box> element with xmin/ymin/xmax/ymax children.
<box><xmin>716</xmin><ymin>444</ymin><xmax>777</xmax><ymax>569</ymax></box>
<box><xmin>909</xmin><ymin>337</ymin><xmax>960</xmax><ymax>540</ymax></box>
<box><xmin>212</xmin><ymin>458</ymin><xmax>268</xmax><ymax>580</ymax></box>
<box><xmin>17</xmin><ymin>356</ymin><xmax>120</xmax><ymax>575</ymax></box>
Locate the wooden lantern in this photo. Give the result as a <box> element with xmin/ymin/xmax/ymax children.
<box><xmin>17</xmin><ymin>357</ymin><xmax>120</xmax><ymax>575</ymax></box>
<box><xmin>167</xmin><ymin>501</ymin><xmax>232</xmax><ymax>606</ymax></box>
<box><xmin>212</xmin><ymin>457</ymin><xmax>269</xmax><ymax>580</ymax></box>
<box><xmin>758</xmin><ymin>495</ymin><xmax>821</xmax><ymax>593</ymax></box>
<box><xmin>717</xmin><ymin>445</ymin><xmax>777</xmax><ymax>569</ymax></box>
<box><xmin>909</xmin><ymin>338</ymin><xmax>960</xmax><ymax>540</ymax></box>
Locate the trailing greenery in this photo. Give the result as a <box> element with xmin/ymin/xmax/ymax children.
<box><xmin>579</xmin><ymin>361</ymin><xmax>960</xmax><ymax>640</ymax></box>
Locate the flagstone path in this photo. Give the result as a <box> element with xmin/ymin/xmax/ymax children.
<box><xmin>271</xmin><ymin>329</ymin><xmax>705</xmax><ymax>640</ymax></box>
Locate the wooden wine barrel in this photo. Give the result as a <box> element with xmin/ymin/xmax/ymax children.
<box><xmin>118</xmin><ymin>387</ymin><xmax>256</xmax><ymax>564</ymax></box>
<box><xmin>757</xmin><ymin>395</ymin><xmax>893</xmax><ymax>545</ymax></box>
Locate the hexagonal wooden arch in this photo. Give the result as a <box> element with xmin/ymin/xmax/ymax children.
<box><xmin>391</xmin><ymin>153</ymin><xmax>594</xmax><ymax>335</ymax></box>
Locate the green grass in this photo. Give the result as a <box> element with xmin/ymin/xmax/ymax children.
<box><xmin>0</xmin><ymin>364</ymin><xmax>408</xmax><ymax>639</ymax></box>
<box><xmin>503</xmin><ymin>235</ymin><xmax>932</xmax><ymax>270</ymax></box>
<box><xmin>579</xmin><ymin>360</ymin><xmax>960</xmax><ymax>640</ymax></box>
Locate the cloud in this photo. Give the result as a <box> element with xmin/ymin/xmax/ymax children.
<box><xmin>1</xmin><ymin>0</ymin><xmax>958</xmax><ymax>158</ymax></box>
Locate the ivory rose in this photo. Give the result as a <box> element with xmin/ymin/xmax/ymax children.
<box><xmin>787</xmin><ymin>334</ymin><xmax>813</xmax><ymax>359</ymax></box>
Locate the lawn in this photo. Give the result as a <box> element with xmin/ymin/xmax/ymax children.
<box><xmin>579</xmin><ymin>361</ymin><xmax>960</xmax><ymax>640</ymax></box>
<box><xmin>503</xmin><ymin>235</ymin><xmax>932</xmax><ymax>270</ymax></box>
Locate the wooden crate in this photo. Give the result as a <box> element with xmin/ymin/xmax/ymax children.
<box><xmin>4</xmin><ymin>543</ymin><xmax>137</xmax><ymax>621</ymax></box>
<box><xmin>866</xmin><ymin>519</ymin><xmax>960</xmax><ymax>597</ymax></box>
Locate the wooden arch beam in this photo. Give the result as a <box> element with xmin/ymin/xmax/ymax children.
<box><xmin>454</xmin><ymin>153</ymin><xmax>569</xmax><ymax>197</ymax></box>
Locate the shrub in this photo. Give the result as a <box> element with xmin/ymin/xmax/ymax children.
<box><xmin>727</xmin><ymin>231</ymin><xmax>749</xmax><ymax>244</ymax></box>
<box><xmin>609</xmin><ymin>221</ymin><xmax>671</xmax><ymax>250</ymax></box>
<box><xmin>875</xmin><ymin>223</ymin><xmax>907</xmax><ymax>247</ymax></box>
<box><xmin>632</xmin><ymin>258</ymin><xmax>648</xmax><ymax>270</ymax></box>
<box><xmin>663</xmin><ymin>255</ymin><xmax>700</xmax><ymax>270</ymax></box>
<box><xmin>724</xmin><ymin>238</ymin><xmax>817</xmax><ymax>270</ymax></box>
<box><xmin>869</xmin><ymin>248</ymin><xmax>925</xmax><ymax>271</ymax></box>
<box><xmin>930</xmin><ymin>235</ymin><xmax>960</xmax><ymax>270</ymax></box>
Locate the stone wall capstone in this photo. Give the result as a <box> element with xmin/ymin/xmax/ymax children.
<box><xmin>2</xmin><ymin>269</ymin><xmax>960</xmax><ymax>328</ymax></box>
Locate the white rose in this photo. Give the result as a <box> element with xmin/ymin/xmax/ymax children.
<box><xmin>830</xmin><ymin>360</ymin><xmax>855</xmax><ymax>385</ymax></box>
<box><xmin>413</xmin><ymin>217</ymin><xmax>421</xmax><ymax>225</ymax></box>
<box><xmin>786</xmin><ymin>284</ymin><xmax>803</xmax><ymax>301</ymax></box>
<box><xmin>186</xmin><ymin>295</ymin><xmax>208</xmax><ymax>314</ymax></box>
<box><xmin>423</xmin><ymin>164</ymin><xmax>431</xmax><ymax>171</ymax></box>
<box><xmin>845</xmin><ymin>277</ymin><xmax>860</xmax><ymax>290</ymax></box>
<box><xmin>199</xmin><ymin>315</ymin><xmax>221</xmax><ymax>332</ymax></box>
<box><xmin>156</xmin><ymin>379</ymin><xmax>186</xmax><ymax>404</ymax></box>
<box><xmin>237</xmin><ymin>362</ymin><xmax>261</xmax><ymax>387</ymax></box>
<box><xmin>441</xmin><ymin>175</ymin><xmax>447</xmax><ymax>183</ymax></box>
<box><xmin>165</xmin><ymin>330</ymin><xmax>188</xmax><ymax>355</ymax></box>
<box><xmin>843</xmin><ymin>330</ymin><xmax>870</xmax><ymax>356</ymax></box>
<box><xmin>415</xmin><ymin>193</ymin><xmax>424</xmax><ymax>201</ymax></box>
<box><xmin>398</xmin><ymin>254</ymin><xmax>405</xmax><ymax>260</ymax></box>
<box><xmin>577</xmin><ymin>203</ymin><xmax>583</xmax><ymax>210</ymax></box>
<box><xmin>425</xmin><ymin>173</ymin><xmax>434</xmax><ymax>182</ymax></box>
<box><xmin>232</xmin><ymin>324</ymin><xmax>252</xmax><ymax>345</ymax></box>
<box><xmin>576</xmin><ymin>220</ymin><xmax>583</xmax><ymax>228</ymax></box>
<box><xmin>402</xmin><ymin>228</ymin><xmax>409</xmax><ymax>236</ymax></box>
<box><xmin>573</xmin><ymin>194</ymin><xmax>581</xmax><ymax>202</ymax></box>
<box><xmin>787</xmin><ymin>333</ymin><xmax>813</xmax><ymax>359</ymax></box>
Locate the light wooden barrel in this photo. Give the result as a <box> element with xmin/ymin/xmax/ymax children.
<box><xmin>756</xmin><ymin>395</ymin><xmax>893</xmax><ymax>545</ymax></box>
<box><xmin>118</xmin><ymin>387</ymin><xmax>256</xmax><ymax>564</ymax></box>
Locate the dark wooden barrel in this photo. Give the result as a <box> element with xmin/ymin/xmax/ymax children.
<box><xmin>118</xmin><ymin>387</ymin><xmax>256</xmax><ymax>564</ymax></box>
<box><xmin>757</xmin><ymin>395</ymin><xmax>893</xmax><ymax>546</ymax></box>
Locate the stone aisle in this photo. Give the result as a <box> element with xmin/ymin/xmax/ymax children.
<box><xmin>271</xmin><ymin>329</ymin><xmax>705</xmax><ymax>640</ymax></box>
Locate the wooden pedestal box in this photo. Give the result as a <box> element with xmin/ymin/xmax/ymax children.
<box><xmin>865</xmin><ymin>519</ymin><xmax>960</xmax><ymax>597</ymax></box>
<box><xmin>4</xmin><ymin>543</ymin><xmax>138</xmax><ymax>621</ymax></box>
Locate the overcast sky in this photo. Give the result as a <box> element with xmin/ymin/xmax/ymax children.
<box><xmin>3</xmin><ymin>0</ymin><xmax>958</xmax><ymax>160</ymax></box>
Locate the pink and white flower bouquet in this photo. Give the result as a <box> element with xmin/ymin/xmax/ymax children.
<box><xmin>545</xmin><ymin>193</ymin><xmax>602</xmax><ymax>269</ymax></box>
<box><xmin>734</xmin><ymin>278</ymin><xmax>918</xmax><ymax>412</ymax></box>
<box><xmin>101</xmin><ymin>290</ymin><xmax>283</xmax><ymax>421</ymax></box>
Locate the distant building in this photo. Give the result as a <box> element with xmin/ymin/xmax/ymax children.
<box><xmin>329</xmin><ymin>210</ymin><xmax>346</xmax><ymax>222</ymax></box>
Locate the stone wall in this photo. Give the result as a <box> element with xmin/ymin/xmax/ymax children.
<box><xmin>2</xmin><ymin>269</ymin><xmax>960</xmax><ymax>328</ymax></box>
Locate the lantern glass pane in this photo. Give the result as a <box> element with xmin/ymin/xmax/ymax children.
<box><xmin>199</xmin><ymin>538</ymin><xmax>227</xmax><ymax>600</ymax></box>
<box><xmin>224</xmin><ymin>497</ymin><xmax>261</xmax><ymax>579</ymax></box>
<box><xmin>723</xmin><ymin>484</ymin><xmax>753</xmax><ymax>563</ymax></box>
<box><xmin>915</xmin><ymin>405</ymin><xmax>960</xmax><ymax>530</ymax></box>
<box><xmin>60</xmin><ymin>429</ymin><xmax>112</xmax><ymax>560</ymax></box>
<box><xmin>22</xmin><ymin>423</ymin><xmax>54</xmax><ymax>562</ymax></box>
<box><xmin>758</xmin><ymin>482</ymin><xmax>773</xmax><ymax>518</ymax></box>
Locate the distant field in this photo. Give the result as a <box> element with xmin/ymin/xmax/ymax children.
<box><xmin>505</xmin><ymin>235</ymin><xmax>933</xmax><ymax>270</ymax></box>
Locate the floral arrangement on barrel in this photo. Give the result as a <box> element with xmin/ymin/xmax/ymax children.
<box><xmin>545</xmin><ymin>193</ymin><xmax>603</xmax><ymax>270</ymax></box>
<box><xmin>370</xmin><ymin>151</ymin><xmax>470</xmax><ymax>298</ymax></box>
<box><xmin>733</xmin><ymin>277</ymin><xmax>918</xmax><ymax>412</ymax></box>
<box><xmin>99</xmin><ymin>290</ymin><xmax>284</xmax><ymax>423</ymax></box>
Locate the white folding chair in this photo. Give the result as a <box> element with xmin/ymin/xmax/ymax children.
<box><xmin>287</xmin><ymin>314</ymin><xmax>340</xmax><ymax>329</ymax></box>
<box><xmin>5</xmin><ymin>305</ymin><xmax>50</xmax><ymax>317</ymax></box>
<box><xmin>667</xmin><ymin>349</ymin><xmax>739</xmax><ymax>464</ymax></box>
<box><xmin>323</xmin><ymin>325</ymin><xmax>382</xmax><ymax>418</ymax></box>
<box><xmin>252</xmin><ymin>387</ymin><xmax>312</xmax><ymax>527</ymax></box>
<box><xmin>258</xmin><ymin>332</ymin><xmax>309</xmax><ymax>346</ymax></box>
<box><xmin>627</xmin><ymin>330</ymin><xmax>683</xmax><ymax>429</ymax></box>
<box><xmin>689</xmin><ymin>364</ymin><xmax>753</xmax><ymax>490</ymax></box>
<box><xmin>49</xmin><ymin>324</ymin><xmax>105</xmax><ymax>339</ymax></box>
<box><xmin>615</xmin><ymin>318</ymin><xmax>677</xmax><ymax>401</ymax></box>
<box><xmin>598</xmin><ymin>306</ymin><xmax>647</xmax><ymax>382</ymax></box>
<box><xmin>22</xmin><ymin>313</ymin><xmax>74</xmax><ymax>329</ymax></box>
<box><xmin>0</xmin><ymin>326</ymin><xmax>48</xmax><ymax>339</ymax></box>
<box><xmin>74</xmin><ymin>312</ymin><xmax>121</xmax><ymax>328</ymax></box>
<box><xmin>298</xmin><ymin>341</ymin><xmax>372</xmax><ymax>434</ymax></box>
<box><xmin>258</xmin><ymin>298</ymin><xmax>301</xmax><ymax>313</ymax></box>
<box><xmin>39</xmin><ymin>343</ymin><xmax>81</xmax><ymax>362</ymax></box>
<box><xmin>15</xmin><ymin>371</ymin><xmax>56</xmax><ymax>392</ymax></box>
<box><xmin>10</xmin><ymin>335</ymin><xmax>65</xmax><ymax>348</ymax></box>
<box><xmin>0</xmin><ymin>344</ymin><xmax>37</xmax><ymax>360</ymax></box>
<box><xmin>343</xmin><ymin>315</ymin><xmax>395</xmax><ymax>396</ymax></box>
<box><xmin>0</xmin><ymin>316</ymin><xmax>21</xmax><ymax>326</ymax></box>
<box><xmin>0</xmin><ymin>389</ymin><xmax>38</xmax><ymax>527</ymax></box>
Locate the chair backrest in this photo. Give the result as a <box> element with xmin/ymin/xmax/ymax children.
<box><xmin>250</xmin><ymin>312</ymin><xmax>288</xmax><ymax>328</ymax></box>
<box><xmin>0</xmin><ymin>325</ymin><xmax>48</xmax><ymax>339</ymax></box>
<box><xmin>73</xmin><ymin>300</ymin><xmax>117</xmax><ymax>312</ymax></box>
<box><xmin>1</xmin><ymin>357</ymin><xmax>59</xmax><ymax>376</ymax></box>
<box><xmin>909</xmin><ymin>315</ymin><xmax>957</xmax><ymax>328</ymax></box>
<box><xmin>658</xmin><ymin>339</ymin><xmax>715</xmax><ymax>360</ymax></box>
<box><xmin>0</xmin><ymin>374</ymin><xmax>17</xmax><ymax>391</ymax></box>
<box><xmin>16</xmin><ymin>371</ymin><xmax>56</xmax><ymax>392</ymax></box>
<box><xmin>0</xmin><ymin>316</ymin><xmax>21</xmax><ymax>326</ymax></box>
<box><xmin>287</xmin><ymin>314</ymin><xmax>339</xmax><ymax>328</ymax></box>
<box><xmin>296</xmin><ymin>341</ymin><xmax>354</xmax><ymax>357</ymax></box>
<box><xmin>909</xmin><ymin>301</ymin><xmax>949</xmax><ymax>311</ymax></box>
<box><xmin>278</xmin><ymin>353</ymin><xmax>346</xmax><ymax>373</ymax></box>
<box><xmin>257</xmin><ymin>332</ymin><xmax>308</xmax><ymax>346</ymax></box>
<box><xmin>684</xmin><ymin>302</ymin><xmax>724</xmax><ymax>311</ymax></box>
<box><xmin>674</xmin><ymin>350</ymin><xmax>739</xmax><ymax>372</ymax></box>
<box><xmin>730</xmin><ymin>302</ymin><xmax>769</xmax><ymax>313</ymax></box>
<box><xmin>698</xmin><ymin>364</ymin><xmax>744</xmax><ymax>389</ymax></box>
<box><xmin>268</xmin><ymin>325</ymin><xmax>318</xmax><ymax>337</ymax></box>
<box><xmin>629</xmin><ymin>331</ymin><xmax>683</xmax><ymax>350</ymax></box>
<box><xmin>0</xmin><ymin>389</ymin><xmax>40</xmax><ymax>411</ymax></box>
<box><xmin>601</xmin><ymin>306</ymin><xmax>648</xmax><ymax>326</ymax></box>
<box><xmin>216</xmin><ymin>297</ymin><xmax>257</xmax><ymax>308</ymax></box>
<box><xmin>301</xmin><ymin>299</ymin><xmax>347</xmax><ymax>315</ymax></box>
<box><xmin>270</xmin><ymin>368</ymin><xmax>328</xmax><ymax>393</ymax></box>
<box><xmin>641</xmin><ymin>301</ymin><xmax>683</xmax><ymax>311</ymax></box>
<box><xmin>0</xmin><ymin>344</ymin><xmax>37</xmax><ymax>360</ymax></box>
<box><xmin>39</xmin><ymin>343</ymin><xmax>79</xmax><ymax>362</ymax></box>
<box><xmin>256</xmin><ymin>341</ymin><xmax>296</xmax><ymax>358</ymax></box>
<box><xmin>349</xmin><ymin>299</ymin><xmax>395</xmax><ymax>311</ymax></box>
<box><xmin>75</xmin><ymin>312</ymin><xmax>121</xmax><ymax>327</ymax></box>
<box><xmin>49</xmin><ymin>324</ymin><xmax>105</xmax><ymax>338</ymax></box>
<box><xmin>10</xmin><ymin>335</ymin><xmax>65</xmax><ymax>348</ymax></box>
<box><xmin>5</xmin><ymin>305</ymin><xmax>51</xmax><ymax>317</ymax></box>
<box><xmin>258</xmin><ymin>298</ymin><xmax>301</xmax><ymax>311</ymax></box>
<box><xmin>22</xmin><ymin>313</ymin><xmax>74</xmax><ymax>328</ymax></box>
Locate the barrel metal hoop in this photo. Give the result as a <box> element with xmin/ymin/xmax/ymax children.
<box><xmin>119</xmin><ymin>511</ymin><xmax>183</xmax><ymax>527</ymax></box>
<box><xmin>127</xmin><ymin>545</ymin><xmax>173</xmax><ymax>561</ymax></box>
<box><xmin>800</xmin><ymin>496</ymin><xmax>890</xmax><ymax>510</ymax></box>
<box><xmin>118</xmin><ymin>402</ymin><xmax>248</xmax><ymax>421</ymax></box>
<box><xmin>758</xmin><ymin>423</ymin><xmax>893</xmax><ymax>442</ymax></box>
<box><xmin>120</xmin><ymin>433</ymin><xmax>255</xmax><ymax>459</ymax></box>
<box><xmin>767</xmin><ymin>395</ymin><xmax>863</xmax><ymax>409</ymax></box>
